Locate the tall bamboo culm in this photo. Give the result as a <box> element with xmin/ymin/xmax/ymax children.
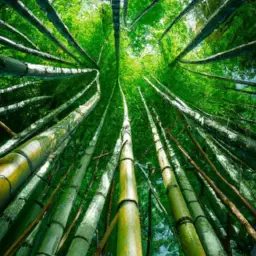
<box><xmin>152</xmin><ymin>108</ymin><xmax>226</xmax><ymax>256</ymax></box>
<box><xmin>138</xmin><ymin>88</ymin><xmax>205</xmax><ymax>256</ymax></box>
<box><xmin>117</xmin><ymin>83</ymin><xmax>143</xmax><ymax>256</ymax></box>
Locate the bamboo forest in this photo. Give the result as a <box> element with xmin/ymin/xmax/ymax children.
<box><xmin>0</xmin><ymin>0</ymin><xmax>256</xmax><ymax>255</ymax></box>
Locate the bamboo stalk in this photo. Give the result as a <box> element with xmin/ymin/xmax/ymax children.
<box><xmin>129</xmin><ymin>0</ymin><xmax>160</xmax><ymax>29</ymax></box>
<box><xmin>3</xmin><ymin>164</ymin><xmax>74</xmax><ymax>256</ymax></box>
<box><xmin>37</xmin><ymin>84</ymin><xmax>115</xmax><ymax>256</ymax></box>
<box><xmin>0</xmin><ymin>96</ymin><xmax>52</xmax><ymax>116</ymax></box>
<box><xmin>3</xmin><ymin>0</ymin><xmax>82</xmax><ymax>64</ymax></box>
<box><xmin>152</xmin><ymin>108</ymin><xmax>226</xmax><ymax>256</ymax></box>
<box><xmin>0</xmin><ymin>81</ymin><xmax>39</xmax><ymax>94</ymax></box>
<box><xmin>0</xmin><ymin>137</ymin><xmax>70</xmax><ymax>242</ymax></box>
<box><xmin>159</xmin><ymin>0</ymin><xmax>202</xmax><ymax>41</ymax></box>
<box><xmin>116</xmin><ymin>83</ymin><xmax>143</xmax><ymax>256</ymax></box>
<box><xmin>182</xmin><ymin>66</ymin><xmax>256</xmax><ymax>88</ymax></box>
<box><xmin>139</xmin><ymin>88</ymin><xmax>206</xmax><ymax>256</ymax></box>
<box><xmin>0</xmin><ymin>19</ymin><xmax>39</xmax><ymax>50</ymax></box>
<box><xmin>176</xmin><ymin>111</ymin><xmax>256</xmax><ymax>216</ymax></box>
<box><xmin>179</xmin><ymin>41</ymin><xmax>256</xmax><ymax>65</ymax></box>
<box><xmin>0</xmin><ymin>35</ymin><xmax>74</xmax><ymax>65</ymax></box>
<box><xmin>172</xmin><ymin>0</ymin><xmax>246</xmax><ymax>62</ymax></box>
<box><xmin>167</xmin><ymin>129</ymin><xmax>256</xmax><ymax>241</ymax></box>
<box><xmin>66</xmin><ymin>134</ymin><xmax>123</xmax><ymax>256</ymax></box>
<box><xmin>0</xmin><ymin>56</ymin><xmax>94</xmax><ymax>78</ymax></box>
<box><xmin>111</xmin><ymin>0</ymin><xmax>121</xmax><ymax>76</ymax></box>
<box><xmin>146</xmin><ymin>166</ymin><xmax>153</xmax><ymax>256</ymax></box>
<box><xmin>144</xmin><ymin>75</ymin><xmax>256</xmax><ymax>156</ymax></box>
<box><xmin>36</xmin><ymin>0</ymin><xmax>98</xmax><ymax>68</ymax></box>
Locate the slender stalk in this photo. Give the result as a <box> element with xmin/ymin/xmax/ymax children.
<box><xmin>129</xmin><ymin>0</ymin><xmax>160</xmax><ymax>29</ymax></box>
<box><xmin>36</xmin><ymin>0</ymin><xmax>98</xmax><ymax>68</ymax></box>
<box><xmin>3</xmin><ymin>164</ymin><xmax>74</xmax><ymax>256</ymax></box>
<box><xmin>179</xmin><ymin>41</ymin><xmax>256</xmax><ymax>65</ymax></box>
<box><xmin>0</xmin><ymin>19</ymin><xmax>39</xmax><ymax>50</ymax></box>
<box><xmin>0</xmin><ymin>35</ymin><xmax>74</xmax><ymax>65</ymax></box>
<box><xmin>0</xmin><ymin>81</ymin><xmax>39</xmax><ymax>94</ymax></box>
<box><xmin>146</xmin><ymin>167</ymin><xmax>153</xmax><ymax>256</ymax></box>
<box><xmin>111</xmin><ymin>0</ymin><xmax>121</xmax><ymax>76</ymax></box>
<box><xmin>167</xmin><ymin>129</ymin><xmax>256</xmax><ymax>241</ymax></box>
<box><xmin>66</xmin><ymin>133</ymin><xmax>123</xmax><ymax>256</ymax></box>
<box><xmin>136</xmin><ymin>162</ymin><xmax>170</xmax><ymax>223</ymax></box>
<box><xmin>139</xmin><ymin>88</ymin><xmax>206</xmax><ymax>256</ymax></box>
<box><xmin>182</xmin><ymin>66</ymin><xmax>256</xmax><ymax>88</ymax></box>
<box><xmin>144</xmin><ymin>75</ymin><xmax>256</xmax><ymax>156</ymax></box>
<box><xmin>152</xmin><ymin>108</ymin><xmax>226</xmax><ymax>256</ymax></box>
<box><xmin>94</xmin><ymin>212</ymin><xmax>119</xmax><ymax>256</ymax></box>
<box><xmin>123</xmin><ymin>0</ymin><xmax>129</xmax><ymax>26</ymax></box>
<box><xmin>0</xmin><ymin>120</ymin><xmax>16</xmax><ymax>136</ymax></box>
<box><xmin>0</xmin><ymin>56</ymin><xmax>94</xmax><ymax>78</ymax></box>
<box><xmin>159</xmin><ymin>0</ymin><xmax>202</xmax><ymax>41</ymax></box>
<box><xmin>3</xmin><ymin>0</ymin><xmax>82</xmax><ymax>64</ymax></box>
<box><xmin>172</xmin><ymin>0</ymin><xmax>246</xmax><ymax>62</ymax></box>
<box><xmin>0</xmin><ymin>74</ymin><xmax>98</xmax><ymax>157</ymax></box>
<box><xmin>0</xmin><ymin>96</ymin><xmax>51</xmax><ymax>115</ymax></box>
<box><xmin>116</xmin><ymin>83</ymin><xmax>143</xmax><ymax>256</ymax></box>
<box><xmin>37</xmin><ymin>83</ymin><xmax>115</xmax><ymax>256</ymax></box>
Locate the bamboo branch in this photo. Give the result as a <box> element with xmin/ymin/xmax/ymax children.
<box><xmin>0</xmin><ymin>120</ymin><xmax>16</xmax><ymax>136</ymax></box>
<box><xmin>94</xmin><ymin>212</ymin><xmax>119</xmax><ymax>256</ymax></box>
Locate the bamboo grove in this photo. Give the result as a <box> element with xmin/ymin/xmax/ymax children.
<box><xmin>0</xmin><ymin>0</ymin><xmax>255</xmax><ymax>255</ymax></box>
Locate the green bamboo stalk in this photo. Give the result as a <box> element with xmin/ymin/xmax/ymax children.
<box><xmin>111</xmin><ymin>0</ymin><xmax>120</xmax><ymax>76</ymax></box>
<box><xmin>152</xmin><ymin>108</ymin><xmax>226</xmax><ymax>256</ymax></box>
<box><xmin>117</xmin><ymin>84</ymin><xmax>143</xmax><ymax>256</ymax></box>
<box><xmin>179</xmin><ymin>41</ymin><xmax>256</xmax><ymax>65</ymax></box>
<box><xmin>159</xmin><ymin>0</ymin><xmax>202</xmax><ymax>41</ymax></box>
<box><xmin>0</xmin><ymin>81</ymin><xmax>39</xmax><ymax>94</ymax></box>
<box><xmin>0</xmin><ymin>96</ymin><xmax>51</xmax><ymax>115</ymax></box>
<box><xmin>139</xmin><ymin>88</ymin><xmax>205</xmax><ymax>256</ymax></box>
<box><xmin>197</xmin><ymin>128</ymin><xmax>256</xmax><ymax>207</ymax></box>
<box><xmin>0</xmin><ymin>82</ymin><xmax>100</xmax><ymax>211</ymax></box>
<box><xmin>182</xmin><ymin>67</ymin><xmax>256</xmax><ymax>88</ymax></box>
<box><xmin>0</xmin><ymin>137</ymin><xmax>70</xmax><ymax>242</ymax></box>
<box><xmin>123</xmin><ymin>0</ymin><xmax>129</xmax><ymax>26</ymax></box>
<box><xmin>0</xmin><ymin>73</ymin><xmax>98</xmax><ymax>157</ymax></box>
<box><xmin>36</xmin><ymin>0</ymin><xmax>98</xmax><ymax>68</ymax></box>
<box><xmin>36</xmin><ymin>83</ymin><xmax>116</xmax><ymax>256</ymax></box>
<box><xmin>67</xmin><ymin>131</ymin><xmax>123</xmax><ymax>256</ymax></box>
<box><xmin>0</xmin><ymin>35</ymin><xmax>74</xmax><ymax>65</ymax></box>
<box><xmin>0</xmin><ymin>19</ymin><xmax>39</xmax><ymax>50</ymax></box>
<box><xmin>144</xmin><ymin>75</ymin><xmax>256</xmax><ymax>156</ymax></box>
<box><xmin>3</xmin><ymin>0</ymin><xmax>82</xmax><ymax>64</ymax></box>
<box><xmin>129</xmin><ymin>0</ymin><xmax>160</xmax><ymax>29</ymax></box>
<box><xmin>0</xmin><ymin>56</ymin><xmax>93</xmax><ymax>78</ymax></box>
<box><xmin>172</xmin><ymin>0</ymin><xmax>246</xmax><ymax>63</ymax></box>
